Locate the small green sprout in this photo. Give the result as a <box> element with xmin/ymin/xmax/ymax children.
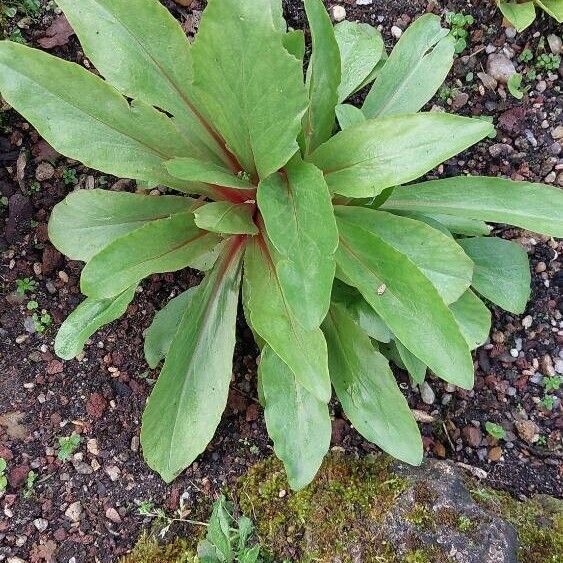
<box><xmin>485</xmin><ymin>421</ymin><xmax>506</xmax><ymax>440</ymax></box>
<box><xmin>32</xmin><ymin>311</ymin><xmax>52</xmax><ymax>333</ymax></box>
<box><xmin>535</xmin><ymin>53</ymin><xmax>561</xmax><ymax>72</ymax></box>
<box><xmin>457</xmin><ymin>514</ymin><xmax>474</xmax><ymax>532</ymax></box>
<box><xmin>507</xmin><ymin>73</ymin><xmax>525</xmax><ymax>100</ymax></box>
<box><xmin>62</xmin><ymin>168</ymin><xmax>78</xmax><ymax>186</ymax></box>
<box><xmin>57</xmin><ymin>433</ymin><xmax>81</xmax><ymax>461</ymax></box>
<box><xmin>519</xmin><ymin>48</ymin><xmax>533</xmax><ymax>64</ymax></box>
<box><xmin>26</xmin><ymin>300</ymin><xmax>39</xmax><ymax>311</ymax></box>
<box><xmin>0</xmin><ymin>458</ymin><xmax>7</xmax><ymax>493</ymax></box>
<box><xmin>446</xmin><ymin>12</ymin><xmax>474</xmax><ymax>54</ymax></box>
<box><xmin>16</xmin><ymin>277</ymin><xmax>38</xmax><ymax>295</ymax></box>
<box><xmin>28</xmin><ymin>180</ymin><xmax>41</xmax><ymax>193</ymax></box>
<box><xmin>543</xmin><ymin>376</ymin><xmax>561</xmax><ymax>392</ymax></box>
<box><xmin>0</xmin><ymin>196</ymin><xmax>8</xmax><ymax>207</ymax></box>
<box><xmin>22</xmin><ymin>470</ymin><xmax>38</xmax><ymax>499</ymax></box>
<box><xmin>540</xmin><ymin>395</ymin><xmax>556</xmax><ymax>411</ymax></box>
<box><xmin>8</xmin><ymin>29</ymin><xmax>27</xmax><ymax>44</ymax></box>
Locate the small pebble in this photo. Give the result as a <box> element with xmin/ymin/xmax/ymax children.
<box><xmin>391</xmin><ymin>25</ymin><xmax>402</xmax><ymax>39</ymax></box>
<box><xmin>420</xmin><ymin>382</ymin><xmax>435</xmax><ymax>405</ymax></box>
<box><xmin>331</xmin><ymin>5</ymin><xmax>346</xmax><ymax>22</ymax></box>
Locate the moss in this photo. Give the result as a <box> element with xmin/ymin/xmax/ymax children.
<box><xmin>120</xmin><ymin>532</ymin><xmax>195</xmax><ymax>563</ymax></box>
<box><xmin>406</xmin><ymin>503</ymin><xmax>435</xmax><ymax>531</ymax></box>
<box><xmin>403</xmin><ymin>546</ymin><xmax>453</xmax><ymax>563</ymax></box>
<box><xmin>470</xmin><ymin>487</ymin><xmax>563</xmax><ymax>563</ymax></box>
<box><xmin>237</xmin><ymin>453</ymin><xmax>409</xmax><ymax>562</ymax></box>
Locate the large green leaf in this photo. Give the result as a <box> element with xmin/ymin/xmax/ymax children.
<box><xmin>194</xmin><ymin>202</ymin><xmax>258</xmax><ymax>235</ymax></box>
<box><xmin>301</xmin><ymin>0</ymin><xmax>341</xmax><ymax>154</ymax></box>
<box><xmin>144</xmin><ymin>288</ymin><xmax>196</xmax><ymax>369</ymax></box>
<box><xmin>458</xmin><ymin>237</ymin><xmax>531</xmax><ymax>314</ymax></box>
<box><xmin>0</xmin><ymin>41</ymin><xmax>198</xmax><ymax>191</ymax></box>
<box><xmin>258</xmin><ymin>158</ymin><xmax>338</xmax><ymax>329</ymax></box>
<box><xmin>335</xmin><ymin>207</ymin><xmax>473</xmax><ymax>304</ymax></box>
<box><xmin>450</xmin><ymin>290</ymin><xmax>491</xmax><ymax>350</ymax></box>
<box><xmin>336</xmin><ymin>217</ymin><xmax>474</xmax><ymax>388</ymax></box>
<box><xmin>284</xmin><ymin>30</ymin><xmax>306</xmax><ymax>60</ymax></box>
<box><xmin>48</xmin><ymin>190</ymin><xmax>197</xmax><ymax>262</ymax></box>
<box><xmin>497</xmin><ymin>1</ymin><xmax>536</xmax><ymax>31</ymax></box>
<box><xmin>334</xmin><ymin>20</ymin><xmax>384</xmax><ymax>102</ymax></box>
<box><xmin>166</xmin><ymin>157</ymin><xmax>256</xmax><ymax>203</ymax></box>
<box><xmin>81</xmin><ymin>212</ymin><xmax>221</xmax><ymax>299</ymax></box>
<box><xmin>191</xmin><ymin>0</ymin><xmax>308</xmax><ymax>179</ymax></box>
<box><xmin>55</xmin><ymin>286</ymin><xmax>137</xmax><ymax>360</ymax></box>
<box><xmin>260</xmin><ymin>346</ymin><xmax>331</xmax><ymax>490</ymax></box>
<box><xmin>323</xmin><ymin>304</ymin><xmax>423</xmax><ymax>464</ymax></box>
<box><xmin>536</xmin><ymin>0</ymin><xmax>563</xmax><ymax>21</ymax></box>
<box><xmin>55</xmin><ymin>0</ymin><xmax>229</xmax><ymax>168</ymax></box>
<box><xmin>141</xmin><ymin>240</ymin><xmax>244</xmax><ymax>482</ymax></box>
<box><xmin>362</xmin><ymin>14</ymin><xmax>455</xmax><ymax>117</ymax></box>
<box><xmin>243</xmin><ymin>237</ymin><xmax>331</xmax><ymax>402</ymax></box>
<box><xmin>395</xmin><ymin>340</ymin><xmax>427</xmax><ymax>385</ymax></box>
<box><xmin>382</xmin><ymin>176</ymin><xmax>563</xmax><ymax>238</ymax></box>
<box><xmin>310</xmin><ymin>113</ymin><xmax>493</xmax><ymax>198</ymax></box>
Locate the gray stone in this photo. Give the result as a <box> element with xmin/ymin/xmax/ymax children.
<box><xmin>486</xmin><ymin>53</ymin><xmax>516</xmax><ymax>84</ymax></box>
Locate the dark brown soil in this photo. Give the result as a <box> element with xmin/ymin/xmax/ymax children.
<box><xmin>0</xmin><ymin>0</ymin><xmax>561</xmax><ymax>561</ymax></box>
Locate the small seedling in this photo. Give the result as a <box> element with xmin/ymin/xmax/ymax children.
<box><xmin>543</xmin><ymin>376</ymin><xmax>561</xmax><ymax>392</ymax></box>
<box><xmin>457</xmin><ymin>514</ymin><xmax>474</xmax><ymax>532</ymax></box>
<box><xmin>22</xmin><ymin>470</ymin><xmax>37</xmax><ymax>499</ymax></box>
<box><xmin>536</xmin><ymin>435</ymin><xmax>547</xmax><ymax>446</ymax></box>
<box><xmin>519</xmin><ymin>48</ymin><xmax>533</xmax><ymax>63</ymax></box>
<box><xmin>26</xmin><ymin>300</ymin><xmax>39</xmax><ymax>311</ymax></box>
<box><xmin>446</xmin><ymin>12</ymin><xmax>474</xmax><ymax>54</ymax></box>
<box><xmin>0</xmin><ymin>458</ymin><xmax>7</xmax><ymax>493</ymax></box>
<box><xmin>437</xmin><ymin>85</ymin><xmax>459</xmax><ymax>102</ymax></box>
<box><xmin>507</xmin><ymin>73</ymin><xmax>525</xmax><ymax>100</ymax></box>
<box><xmin>28</xmin><ymin>180</ymin><xmax>41</xmax><ymax>193</ymax></box>
<box><xmin>485</xmin><ymin>421</ymin><xmax>506</xmax><ymax>440</ymax></box>
<box><xmin>540</xmin><ymin>395</ymin><xmax>556</xmax><ymax>411</ymax></box>
<box><xmin>16</xmin><ymin>277</ymin><xmax>37</xmax><ymax>295</ymax></box>
<box><xmin>62</xmin><ymin>168</ymin><xmax>78</xmax><ymax>186</ymax></box>
<box><xmin>57</xmin><ymin>433</ymin><xmax>81</xmax><ymax>461</ymax></box>
<box><xmin>32</xmin><ymin>311</ymin><xmax>52</xmax><ymax>333</ymax></box>
<box><xmin>8</xmin><ymin>29</ymin><xmax>27</xmax><ymax>44</ymax></box>
<box><xmin>535</xmin><ymin>53</ymin><xmax>561</xmax><ymax>72</ymax></box>
<box><xmin>1</xmin><ymin>196</ymin><xmax>8</xmax><ymax>207</ymax></box>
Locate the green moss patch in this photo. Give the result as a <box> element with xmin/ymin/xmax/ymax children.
<box><xmin>237</xmin><ymin>453</ymin><xmax>409</xmax><ymax>561</ymax></box>
<box><xmin>120</xmin><ymin>532</ymin><xmax>195</xmax><ymax>563</ymax></box>
<box><xmin>470</xmin><ymin>488</ymin><xmax>563</xmax><ymax>563</ymax></box>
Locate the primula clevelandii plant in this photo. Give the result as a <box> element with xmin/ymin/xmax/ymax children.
<box><xmin>1</xmin><ymin>0</ymin><xmax>561</xmax><ymax>490</ymax></box>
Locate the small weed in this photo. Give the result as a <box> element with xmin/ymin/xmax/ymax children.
<box><xmin>536</xmin><ymin>435</ymin><xmax>547</xmax><ymax>447</ymax></box>
<box><xmin>16</xmin><ymin>277</ymin><xmax>37</xmax><ymax>295</ymax></box>
<box><xmin>1</xmin><ymin>196</ymin><xmax>8</xmax><ymax>207</ymax></box>
<box><xmin>26</xmin><ymin>300</ymin><xmax>39</xmax><ymax>311</ymax></box>
<box><xmin>32</xmin><ymin>311</ymin><xmax>52</xmax><ymax>333</ymax></box>
<box><xmin>446</xmin><ymin>12</ymin><xmax>474</xmax><ymax>54</ymax></box>
<box><xmin>0</xmin><ymin>458</ymin><xmax>7</xmax><ymax>493</ymax></box>
<box><xmin>57</xmin><ymin>433</ymin><xmax>81</xmax><ymax>461</ymax></box>
<box><xmin>62</xmin><ymin>168</ymin><xmax>78</xmax><ymax>186</ymax></box>
<box><xmin>540</xmin><ymin>395</ymin><xmax>556</xmax><ymax>411</ymax></box>
<box><xmin>507</xmin><ymin>73</ymin><xmax>525</xmax><ymax>100</ymax></box>
<box><xmin>535</xmin><ymin>53</ymin><xmax>561</xmax><ymax>72</ymax></box>
<box><xmin>457</xmin><ymin>514</ymin><xmax>474</xmax><ymax>532</ymax></box>
<box><xmin>485</xmin><ymin>421</ymin><xmax>506</xmax><ymax>440</ymax></box>
<box><xmin>22</xmin><ymin>470</ymin><xmax>37</xmax><ymax>499</ymax></box>
<box><xmin>28</xmin><ymin>180</ymin><xmax>41</xmax><ymax>193</ymax></box>
<box><xmin>8</xmin><ymin>28</ymin><xmax>27</xmax><ymax>44</ymax></box>
<box><xmin>437</xmin><ymin>85</ymin><xmax>459</xmax><ymax>102</ymax></box>
<box><xmin>519</xmin><ymin>48</ymin><xmax>534</xmax><ymax>64</ymax></box>
<box><xmin>4</xmin><ymin>0</ymin><xmax>41</xmax><ymax>17</ymax></box>
<box><xmin>543</xmin><ymin>376</ymin><xmax>561</xmax><ymax>392</ymax></box>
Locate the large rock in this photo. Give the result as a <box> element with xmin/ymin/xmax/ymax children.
<box><xmin>236</xmin><ymin>454</ymin><xmax>561</xmax><ymax>562</ymax></box>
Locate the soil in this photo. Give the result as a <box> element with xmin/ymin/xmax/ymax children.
<box><xmin>0</xmin><ymin>0</ymin><xmax>561</xmax><ymax>561</ymax></box>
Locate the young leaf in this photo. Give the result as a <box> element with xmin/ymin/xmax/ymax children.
<box><xmin>336</xmin><ymin>217</ymin><xmax>474</xmax><ymax>389</ymax></box>
<box><xmin>144</xmin><ymin>288</ymin><xmax>196</xmax><ymax>369</ymax></box>
<box><xmin>141</xmin><ymin>239</ymin><xmax>244</xmax><ymax>482</ymax></box>
<box><xmin>497</xmin><ymin>1</ymin><xmax>536</xmax><ymax>31</ymax></box>
<box><xmin>301</xmin><ymin>0</ymin><xmax>341</xmax><ymax>153</ymax></box>
<box><xmin>362</xmin><ymin>14</ymin><xmax>455</xmax><ymax>117</ymax></box>
<box><xmin>335</xmin><ymin>103</ymin><xmax>366</xmax><ymax>131</ymax></box>
<box><xmin>55</xmin><ymin>286</ymin><xmax>137</xmax><ymax>360</ymax></box>
<box><xmin>243</xmin><ymin>237</ymin><xmax>331</xmax><ymax>402</ymax></box>
<box><xmin>0</xmin><ymin>42</ymin><xmax>199</xmax><ymax>191</ymax></box>
<box><xmin>335</xmin><ymin>207</ymin><xmax>474</xmax><ymax>304</ymax></box>
<box><xmin>55</xmin><ymin>0</ymin><xmax>229</xmax><ymax>168</ymax></box>
<box><xmin>382</xmin><ymin>176</ymin><xmax>563</xmax><ymax>237</ymax></box>
<box><xmin>310</xmin><ymin>113</ymin><xmax>493</xmax><ymax>198</ymax></box>
<box><xmin>81</xmin><ymin>212</ymin><xmax>221</xmax><ymax>299</ymax></box>
<box><xmin>450</xmin><ymin>290</ymin><xmax>492</xmax><ymax>350</ymax></box>
<box><xmin>194</xmin><ymin>202</ymin><xmax>258</xmax><ymax>235</ymax></box>
<box><xmin>323</xmin><ymin>304</ymin><xmax>423</xmax><ymax>465</ymax></box>
<box><xmin>284</xmin><ymin>30</ymin><xmax>306</xmax><ymax>60</ymax></box>
<box><xmin>191</xmin><ymin>0</ymin><xmax>308</xmax><ymax>179</ymax></box>
<box><xmin>458</xmin><ymin>237</ymin><xmax>531</xmax><ymax>314</ymax></box>
<box><xmin>334</xmin><ymin>20</ymin><xmax>384</xmax><ymax>102</ymax></box>
<box><xmin>48</xmin><ymin>190</ymin><xmax>197</xmax><ymax>262</ymax></box>
<box><xmin>260</xmin><ymin>345</ymin><xmax>331</xmax><ymax>490</ymax></box>
<box><xmin>395</xmin><ymin>340</ymin><xmax>427</xmax><ymax>384</ymax></box>
<box><xmin>258</xmin><ymin>158</ymin><xmax>338</xmax><ymax>329</ymax></box>
<box><xmin>507</xmin><ymin>73</ymin><xmax>525</xmax><ymax>100</ymax></box>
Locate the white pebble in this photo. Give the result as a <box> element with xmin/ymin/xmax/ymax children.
<box><xmin>331</xmin><ymin>5</ymin><xmax>346</xmax><ymax>22</ymax></box>
<box><xmin>391</xmin><ymin>25</ymin><xmax>402</xmax><ymax>39</ymax></box>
